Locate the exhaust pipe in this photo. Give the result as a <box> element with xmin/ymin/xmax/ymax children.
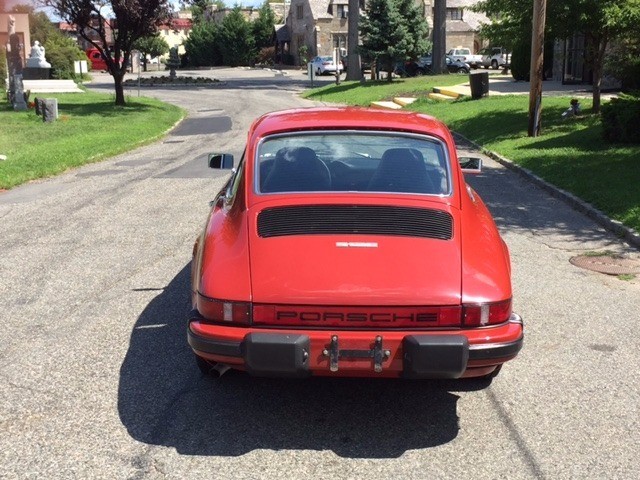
<box><xmin>210</xmin><ymin>363</ymin><xmax>231</xmax><ymax>378</ymax></box>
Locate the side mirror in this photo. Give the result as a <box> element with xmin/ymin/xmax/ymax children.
<box><xmin>208</xmin><ymin>153</ymin><xmax>234</xmax><ymax>169</ymax></box>
<box><xmin>458</xmin><ymin>156</ymin><xmax>482</xmax><ymax>174</ymax></box>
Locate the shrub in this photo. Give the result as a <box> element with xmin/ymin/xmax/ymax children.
<box><xmin>601</xmin><ymin>93</ymin><xmax>640</xmax><ymax>143</ymax></box>
<box><xmin>44</xmin><ymin>34</ymin><xmax>88</xmax><ymax>80</ymax></box>
<box><xmin>256</xmin><ymin>47</ymin><xmax>275</xmax><ymax>66</ymax></box>
<box><xmin>510</xmin><ymin>39</ymin><xmax>530</xmax><ymax>81</ymax></box>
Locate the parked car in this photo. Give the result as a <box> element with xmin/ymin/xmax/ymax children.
<box><xmin>447</xmin><ymin>47</ymin><xmax>483</xmax><ymax>69</ymax></box>
<box><xmin>310</xmin><ymin>56</ymin><xmax>344</xmax><ymax>76</ymax></box>
<box><xmin>188</xmin><ymin>107</ymin><xmax>524</xmax><ymax>381</ymax></box>
<box><xmin>85</xmin><ymin>48</ymin><xmax>125</xmax><ymax>71</ymax></box>
<box><xmin>480</xmin><ymin>47</ymin><xmax>511</xmax><ymax>69</ymax></box>
<box><xmin>407</xmin><ymin>55</ymin><xmax>471</xmax><ymax>75</ymax></box>
<box><xmin>85</xmin><ymin>48</ymin><xmax>109</xmax><ymax>71</ymax></box>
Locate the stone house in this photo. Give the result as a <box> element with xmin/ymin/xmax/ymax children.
<box><xmin>423</xmin><ymin>0</ymin><xmax>489</xmax><ymax>54</ymax></box>
<box><xmin>286</xmin><ymin>0</ymin><xmax>349</xmax><ymax>65</ymax></box>
<box><xmin>285</xmin><ymin>0</ymin><xmax>490</xmax><ymax>65</ymax></box>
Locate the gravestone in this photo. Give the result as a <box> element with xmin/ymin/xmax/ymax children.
<box><xmin>6</xmin><ymin>15</ymin><xmax>28</xmax><ymax>111</ymax></box>
<box><xmin>43</xmin><ymin>98</ymin><xmax>58</xmax><ymax>123</ymax></box>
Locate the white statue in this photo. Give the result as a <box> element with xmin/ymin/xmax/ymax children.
<box><xmin>26</xmin><ymin>41</ymin><xmax>51</xmax><ymax>68</ymax></box>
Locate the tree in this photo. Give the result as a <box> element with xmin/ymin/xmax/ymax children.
<box><xmin>182</xmin><ymin>0</ymin><xmax>224</xmax><ymax>24</ymax></box>
<box><xmin>184</xmin><ymin>21</ymin><xmax>222</xmax><ymax>66</ymax></box>
<box><xmin>359</xmin><ymin>0</ymin><xmax>428</xmax><ymax>81</ymax></box>
<box><xmin>133</xmin><ymin>34</ymin><xmax>169</xmax><ymax>71</ymax></box>
<box><xmin>252</xmin><ymin>1</ymin><xmax>276</xmax><ymax>52</ymax></box>
<box><xmin>218</xmin><ymin>7</ymin><xmax>255</xmax><ymax>67</ymax></box>
<box><xmin>474</xmin><ymin>0</ymin><xmax>640</xmax><ymax>113</ymax></box>
<box><xmin>565</xmin><ymin>0</ymin><xmax>640</xmax><ymax>112</ymax></box>
<box><xmin>45</xmin><ymin>0</ymin><xmax>172</xmax><ymax>105</ymax></box>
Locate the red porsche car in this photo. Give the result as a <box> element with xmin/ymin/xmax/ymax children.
<box><xmin>188</xmin><ymin>107</ymin><xmax>523</xmax><ymax>380</ymax></box>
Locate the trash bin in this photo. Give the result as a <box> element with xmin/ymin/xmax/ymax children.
<box><xmin>469</xmin><ymin>71</ymin><xmax>489</xmax><ymax>99</ymax></box>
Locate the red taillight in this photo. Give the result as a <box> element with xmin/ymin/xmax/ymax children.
<box><xmin>463</xmin><ymin>299</ymin><xmax>512</xmax><ymax>327</ymax></box>
<box><xmin>198</xmin><ymin>296</ymin><xmax>251</xmax><ymax>325</ymax></box>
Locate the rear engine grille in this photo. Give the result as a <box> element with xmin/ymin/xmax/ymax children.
<box><xmin>257</xmin><ymin>205</ymin><xmax>453</xmax><ymax>240</ymax></box>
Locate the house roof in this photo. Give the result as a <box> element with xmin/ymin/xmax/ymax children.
<box><xmin>299</xmin><ymin>0</ymin><xmax>332</xmax><ymax>21</ymax></box>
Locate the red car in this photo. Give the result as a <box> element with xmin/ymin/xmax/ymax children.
<box><xmin>188</xmin><ymin>107</ymin><xmax>523</xmax><ymax>380</ymax></box>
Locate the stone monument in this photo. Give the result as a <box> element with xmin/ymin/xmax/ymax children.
<box><xmin>6</xmin><ymin>15</ymin><xmax>28</xmax><ymax>111</ymax></box>
<box><xmin>23</xmin><ymin>40</ymin><xmax>52</xmax><ymax>79</ymax></box>
<box><xmin>166</xmin><ymin>46</ymin><xmax>180</xmax><ymax>79</ymax></box>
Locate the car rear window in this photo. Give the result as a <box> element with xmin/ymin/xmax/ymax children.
<box><xmin>256</xmin><ymin>132</ymin><xmax>451</xmax><ymax>195</ymax></box>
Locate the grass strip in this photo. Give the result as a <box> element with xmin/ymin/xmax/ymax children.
<box><xmin>302</xmin><ymin>77</ymin><xmax>640</xmax><ymax>233</ymax></box>
<box><xmin>0</xmin><ymin>89</ymin><xmax>184</xmax><ymax>190</ymax></box>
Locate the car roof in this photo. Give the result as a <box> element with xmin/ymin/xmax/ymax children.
<box><xmin>248</xmin><ymin>107</ymin><xmax>453</xmax><ymax>141</ymax></box>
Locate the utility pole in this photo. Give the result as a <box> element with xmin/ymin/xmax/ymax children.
<box><xmin>345</xmin><ymin>0</ymin><xmax>362</xmax><ymax>81</ymax></box>
<box><xmin>432</xmin><ymin>0</ymin><xmax>446</xmax><ymax>74</ymax></box>
<box><xmin>528</xmin><ymin>0</ymin><xmax>547</xmax><ymax>137</ymax></box>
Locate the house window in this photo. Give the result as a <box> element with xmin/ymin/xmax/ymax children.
<box><xmin>337</xmin><ymin>5</ymin><xmax>348</xmax><ymax>18</ymax></box>
<box><xmin>447</xmin><ymin>8</ymin><xmax>463</xmax><ymax>20</ymax></box>
<box><xmin>296</xmin><ymin>5</ymin><xmax>304</xmax><ymax>20</ymax></box>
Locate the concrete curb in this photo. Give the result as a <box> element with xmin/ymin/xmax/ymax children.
<box><xmin>455</xmin><ymin>132</ymin><xmax>640</xmax><ymax>251</ymax></box>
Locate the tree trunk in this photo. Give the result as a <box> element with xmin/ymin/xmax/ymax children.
<box><xmin>345</xmin><ymin>0</ymin><xmax>362</xmax><ymax>81</ymax></box>
<box><xmin>113</xmin><ymin>72</ymin><xmax>126</xmax><ymax>106</ymax></box>
<box><xmin>591</xmin><ymin>38</ymin><xmax>608</xmax><ymax>114</ymax></box>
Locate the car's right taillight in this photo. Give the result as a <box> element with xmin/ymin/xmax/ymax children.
<box><xmin>462</xmin><ymin>299</ymin><xmax>512</xmax><ymax>327</ymax></box>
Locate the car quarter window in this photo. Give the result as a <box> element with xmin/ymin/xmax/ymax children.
<box><xmin>226</xmin><ymin>151</ymin><xmax>245</xmax><ymax>202</ymax></box>
<box><xmin>256</xmin><ymin>132</ymin><xmax>451</xmax><ymax>195</ymax></box>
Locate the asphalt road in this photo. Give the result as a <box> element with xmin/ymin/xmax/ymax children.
<box><xmin>1</xmin><ymin>68</ymin><xmax>639</xmax><ymax>480</ymax></box>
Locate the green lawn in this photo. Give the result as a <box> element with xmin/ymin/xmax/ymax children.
<box><xmin>304</xmin><ymin>80</ymin><xmax>640</xmax><ymax>233</ymax></box>
<box><xmin>0</xmin><ymin>90</ymin><xmax>184</xmax><ymax>190</ymax></box>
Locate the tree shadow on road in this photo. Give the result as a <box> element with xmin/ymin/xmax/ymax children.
<box><xmin>118</xmin><ymin>264</ymin><xmax>465</xmax><ymax>458</ymax></box>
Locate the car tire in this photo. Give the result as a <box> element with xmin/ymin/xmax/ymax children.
<box><xmin>457</xmin><ymin>67</ymin><xmax>470</xmax><ymax>74</ymax></box>
<box><xmin>491</xmin><ymin>59</ymin><xmax>499</xmax><ymax>70</ymax></box>
<box><xmin>415</xmin><ymin>68</ymin><xmax>426</xmax><ymax>76</ymax></box>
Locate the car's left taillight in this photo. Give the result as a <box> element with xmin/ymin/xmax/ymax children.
<box><xmin>462</xmin><ymin>299</ymin><xmax>512</xmax><ymax>327</ymax></box>
<box><xmin>198</xmin><ymin>296</ymin><xmax>251</xmax><ymax>325</ymax></box>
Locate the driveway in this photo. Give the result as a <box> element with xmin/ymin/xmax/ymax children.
<box><xmin>0</xmin><ymin>67</ymin><xmax>638</xmax><ymax>479</ymax></box>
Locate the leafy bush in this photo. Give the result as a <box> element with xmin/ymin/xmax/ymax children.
<box><xmin>44</xmin><ymin>34</ymin><xmax>88</xmax><ymax>80</ymax></box>
<box><xmin>256</xmin><ymin>47</ymin><xmax>275</xmax><ymax>66</ymax></box>
<box><xmin>601</xmin><ymin>93</ymin><xmax>640</xmax><ymax>143</ymax></box>
<box><xmin>510</xmin><ymin>39</ymin><xmax>530</xmax><ymax>81</ymax></box>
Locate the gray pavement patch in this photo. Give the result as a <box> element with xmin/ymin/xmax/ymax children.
<box><xmin>76</xmin><ymin>169</ymin><xmax>124</xmax><ymax>178</ymax></box>
<box><xmin>157</xmin><ymin>154</ymin><xmax>230</xmax><ymax>179</ymax></box>
<box><xmin>169</xmin><ymin>116</ymin><xmax>232</xmax><ymax>136</ymax></box>
<box><xmin>115</xmin><ymin>158</ymin><xmax>174</xmax><ymax>167</ymax></box>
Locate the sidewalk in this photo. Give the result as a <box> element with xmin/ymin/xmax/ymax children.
<box><xmin>444</xmin><ymin>73</ymin><xmax>618</xmax><ymax>99</ymax></box>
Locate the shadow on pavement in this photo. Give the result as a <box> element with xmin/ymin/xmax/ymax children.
<box><xmin>118</xmin><ymin>264</ymin><xmax>464</xmax><ymax>458</ymax></box>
